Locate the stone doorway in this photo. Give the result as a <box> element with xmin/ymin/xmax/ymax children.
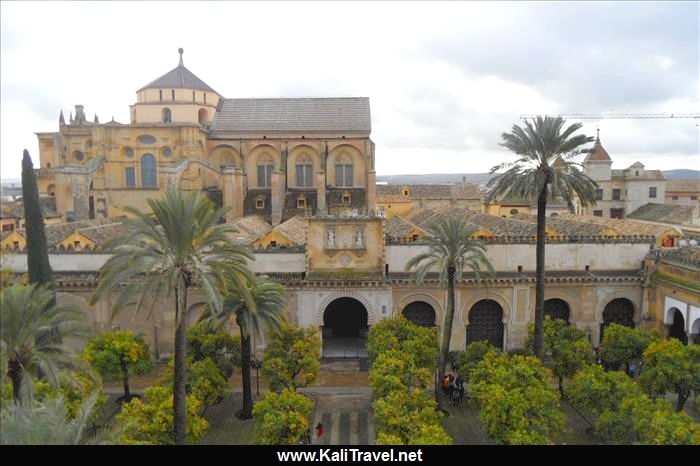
<box><xmin>322</xmin><ymin>297</ymin><xmax>368</xmax><ymax>359</ymax></box>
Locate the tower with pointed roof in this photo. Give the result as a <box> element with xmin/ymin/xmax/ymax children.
<box><xmin>582</xmin><ymin>129</ymin><xmax>613</xmax><ymax>182</ymax></box>
<box><xmin>130</xmin><ymin>48</ymin><xmax>221</xmax><ymax>126</ymax></box>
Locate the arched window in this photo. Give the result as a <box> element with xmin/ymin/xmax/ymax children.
<box><xmin>162</xmin><ymin>108</ymin><xmax>172</xmax><ymax>123</ymax></box>
<box><xmin>141</xmin><ymin>154</ymin><xmax>157</xmax><ymax>187</ymax></box>
<box><xmin>198</xmin><ymin>108</ymin><xmax>208</xmax><ymax>125</ymax></box>
<box><xmin>295</xmin><ymin>155</ymin><xmax>313</xmax><ymax>187</ymax></box>
<box><xmin>335</xmin><ymin>154</ymin><xmax>353</xmax><ymax>187</ymax></box>
<box><xmin>257</xmin><ymin>156</ymin><xmax>274</xmax><ymax>188</ymax></box>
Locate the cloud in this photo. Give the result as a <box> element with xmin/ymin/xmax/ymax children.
<box><xmin>1</xmin><ymin>1</ymin><xmax>697</xmax><ymax>180</ymax></box>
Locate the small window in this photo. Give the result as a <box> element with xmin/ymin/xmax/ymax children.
<box><xmin>159</xmin><ymin>90</ymin><xmax>163</xmax><ymax>101</ymax></box>
<box><xmin>73</xmin><ymin>150</ymin><xmax>84</xmax><ymax>161</ymax></box>
<box><xmin>691</xmin><ymin>196</ymin><xmax>698</xmax><ymax>201</ymax></box>
<box><xmin>297</xmin><ymin>198</ymin><xmax>306</xmax><ymax>208</ymax></box>
<box><xmin>612</xmin><ymin>189</ymin><xmax>621</xmax><ymax>201</ymax></box>
<box><xmin>270</xmin><ymin>241</ymin><xmax>277</xmax><ymax>248</ymax></box>
<box><xmin>192</xmin><ymin>91</ymin><xmax>196</xmax><ymax>102</ymax></box>
<box><xmin>204</xmin><ymin>92</ymin><xmax>207</xmax><ymax>103</ymax></box>
<box><xmin>162</xmin><ymin>108</ymin><xmax>172</xmax><ymax>123</ymax></box>
<box><xmin>649</xmin><ymin>187</ymin><xmax>657</xmax><ymax>199</ymax></box>
<box><xmin>412</xmin><ymin>234</ymin><xmax>419</xmax><ymax>242</ymax></box>
<box><xmin>509</xmin><ymin>208</ymin><xmax>519</xmax><ymax>215</ymax></box>
<box><xmin>595</xmin><ymin>188</ymin><xmax>603</xmax><ymax>201</ymax></box>
<box><xmin>672</xmin><ymin>196</ymin><xmax>679</xmax><ymax>200</ymax></box>
<box><xmin>342</xmin><ymin>194</ymin><xmax>351</xmax><ymax>205</ymax></box>
<box><xmin>74</xmin><ymin>241</ymin><xmax>80</xmax><ymax>248</ymax></box>
<box><xmin>47</xmin><ymin>163</ymin><xmax>51</xmax><ymax>168</ymax></box>
<box><xmin>171</xmin><ymin>89</ymin><xmax>175</xmax><ymax>101</ymax></box>
<box><xmin>593</xmin><ymin>210</ymin><xmax>603</xmax><ymax>217</ymax></box>
<box><xmin>13</xmin><ymin>241</ymin><xmax>19</xmax><ymax>248</ymax></box>
<box><xmin>256</xmin><ymin>199</ymin><xmax>265</xmax><ymax>209</ymax></box>
<box><xmin>162</xmin><ymin>147</ymin><xmax>172</xmax><ymax>157</ymax></box>
<box><xmin>138</xmin><ymin>135</ymin><xmax>156</xmax><ymax>145</ymax></box>
<box><xmin>402</xmin><ymin>189</ymin><xmax>410</xmax><ymax>197</ymax></box>
<box><xmin>2</xmin><ymin>224</ymin><xmax>13</xmax><ymax>232</ymax></box>
<box><xmin>124</xmin><ymin>147</ymin><xmax>134</xmax><ymax>158</ymax></box>
<box><xmin>296</xmin><ymin>162</ymin><xmax>313</xmax><ymax>187</ymax></box>
<box><xmin>125</xmin><ymin>167</ymin><xmax>135</xmax><ymax>187</ymax></box>
<box><xmin>635</xmin><ymin>171</ymin><xmax>639</xmax><ymax>176</ymax></box>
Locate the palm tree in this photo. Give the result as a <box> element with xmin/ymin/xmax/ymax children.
<box><xmin>0</xmin><ymin>391</ymin><xmax>114</xmax><ymax>445</ymax></box>
<box><xmin>90</xmin><ymin>188</ymin><xmax>254</xmax><ymax>445</ymax></box>
<box><xmin>203</xmin><ymin>275</ymin><xmax>285</xmax><ymax>419</ymax></box>
<box><xmin>0</xmin><ymin>283</ymin><xmax>90</xmax><ymax>403</ymax></box>
<box><xmin>487</xmin><ymin>116</ymin><xmax>597</xmax><ymax>358</ymax></box>
<box><xmin>405</xmin><ymin>217</ymin><xmax>493</xmax><ymax>408</ymax></box>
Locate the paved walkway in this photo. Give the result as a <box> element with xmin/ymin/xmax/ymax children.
<box><xmin>304</xmin><ymin>387</ymin><xmax>374</xmax><ymax>445</ymax></box>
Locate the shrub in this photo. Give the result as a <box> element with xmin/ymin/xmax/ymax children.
<box><xmin>600</xmin><ymin>324</ymin><xmax>657</xmax><ymax>372</ymax></box>
<box><xmin>470</xmin><ymin>352</ymin><xmax>565</xmax><ymax>445</ymax></box>
<box><xmin>187</xmin><ymin>323</ymin><xmax>241</xmax><ymax>378</ymax></box>
<box><xmin>456</xmin><ymin>341</ymin><xmax>499</xmax><ymax>383</ymax></box>
<box><xmin>158</xmin><ymin>357</ymin><xmax>229</xmax><ymax>409</ymax></box>
<box><xmin>367</xmin><ymin>316</ymin><xmax>437</xmax><ymax>370</ymax></box>
<box><xmin>116</xmin><ymin>386</ymin><xmax>208</xmax><ymax>445</ymax></box>
<box><xmin>34</xmin><ymin>372</ymin><xmax>107</xmax><ymax>424</ymax></box>
<box><xmin>252</xmin><ymin>388</ymin><xmax>314</xmax><ymax>445</ymax></box>
<box><xmin>83</xmin><ymin>331</ymin><xmax>153</xmax><ymax>399</ymax></box>
<box><xmin>262</xmin><ymin>325</ymin><xmax>321</xmax><ymax>392</ymax></box>
<box><xmin>373</xmin><ymin>388</ymin><xmax>451</xmax><ymax>445</ymax></box>
<box><xmin>368</xmin><ymin>349</ymin><xmax>431</xmax><ymax>399</ymax></box>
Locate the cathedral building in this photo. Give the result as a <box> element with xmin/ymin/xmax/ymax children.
<box><xmin>34</xmin><ymin>49</ymin><xmax>376</xmax><ymax>226</ymax></box>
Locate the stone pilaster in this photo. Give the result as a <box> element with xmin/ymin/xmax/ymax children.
<box><xmin>366</xmin><ymin>169</ymin><xmax>376</xmax><ymax>214</ymax></box>
<box><xmin>271</xmin><ymin>171</ymin><xmax>284</xmax><ymax>226</ymax></box>
<box><xmin>223</xmin><ymin>167</ymin><xmax>245</xmax><ymax>222</ymax></box>
<box><xmin>316</xmin><ymin>171</ymin><xmax>327</xmax><ymax>214</ymax></box>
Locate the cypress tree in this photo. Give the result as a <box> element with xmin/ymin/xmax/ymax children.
<box><xmin>21</xmin><ymin>149</ymin><xmax>53</xmax><ymax>285</ymax></box>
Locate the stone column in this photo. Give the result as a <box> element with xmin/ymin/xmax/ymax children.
<box><xmin>222</xmin><ymin>167</ymin><xmax>245</xmax><ymax>223</ymax></box>
<box><xmin>316</xmin><ymin>171</ymin><xmax>326</xmax><ymax>214</ymax></box>
<box><xmin>366</xmin><ymin>169</ymin><xmax>376</xmax><ymax>214</ymax></box>
<box><xmin>271</xmin><ymin>171</ymin><xmax>284</xmax><ymax>226</ymax></box>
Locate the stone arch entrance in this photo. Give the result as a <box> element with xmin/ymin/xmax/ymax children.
<box><xmin>402</xmin><ymin>301</ymin><xmax>436</xmax><ymax>327</ymax></box>
<box><xmin>668</xmin><ymin>308</ymin><xmax>687</xmax><ymax>345</ymax></box>
<box><xmin>600</xmin><ymin>298</ymin><xmax>635</xmax><ymax>340</ymax></box>
<box><xmin>322</xmin><ymin>297</ymin><xmax>368</xmax><ymax>358</ymax></box>
<box><xmin>544</xmin><ymin>298</ymin><xmax>570</xmax><ymax>323</ymax></box>
<box><xmin>466</xmin><ymin>299</ymin><xmax>504</xmax><ymax>350</ymax></box>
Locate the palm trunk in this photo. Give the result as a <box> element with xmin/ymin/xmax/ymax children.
<box><xmin>676</xmin><ymin>390</ymin><xmax>689</xmax><ymax>412</ymax></box>
<box><xmin>120</xmin><ymin>357</ymin><xmax>131</xmax><ymax>399</ymax></box>
<box><xmin>173</xmin><ymin>285</ymin><xmax>188</xmax><ymax>445</ymax></box>
<box><xmin>534</xmin><ymin>185</ymin><xmax>548</xmax><ymax>359</ymax></box>
<box><xmin>8</xmin><ymin>358</ymin><xmax>23</xmax><ymax>403</ymax></box>
<box><xmin>558</xmin><ymin>376</ymin><xmax>564</xmax><ymax>399</ymax></box>
<box><xmin>239</xmin><ymin>332</ymin><xmax>254</xmax><ymax>419</ymax></box>
<box><xmin>437</xmin><ymin>265</ymin><xmax>456</xmax><ymax>410</ymax></box>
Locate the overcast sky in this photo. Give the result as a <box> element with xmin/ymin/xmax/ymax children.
<box><xmin>1</xmin><ymin>1</ymin><xmax>698</xmax><ymax>180</ymax></box>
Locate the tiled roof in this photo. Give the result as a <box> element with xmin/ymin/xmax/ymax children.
<box><xmin>376</xmin><ymin>183</ymin><xmax>482</xmax><ymax>201</ymax></box>
<box><xmin>384</xmin><ymin>215</ymin><xmax>427</xmax><ymax>240</ymax></box>
<box><xmin>403</xmin><ymin>207</ymin><xmax>538</xmax><ymax>237</ymax></box>
<box><xmin>667</xmin><ymin>179</ymin><xmax>700</xmax><ymax>193</ymax></box>
<box><xmin>229</xmin><ymin>215</ymin><xmax>273</xmax><ymax>244</ymax></box>
<box><xmin>138</xmin><ymin>64</ymin><xmax>217</xmax><ymax>93</ymax></box>
<box><xmin>584</xmin><ymin>141</ymin><xmax>611</xmax><ymax>162</ymax></box>
<box><xmin>611</xmin><ymin>169</ymin><xmax>665</xmax><ymax>181</ymax></box>
<box><xmin>0</xmin><ymin>197</ymin><xmax>60</xmax><ymax>219</ymax></box>
<box><xmin>656</xmin><ymin>246</ymin><xmax>700</xmax><ymax>267</ymax></box>
<box><xmin>210</xmin><ymin>97</ymin><xmax>371</xmax><ymax>133</ymax></box>
<box><xmin>558</xmin><ymin>212</ymin><xmax>681</xmax><ymax>238</ymax></box>
<box><xmin>272</xmin><ymin>215</ymin><xmax>307</xmax><ymax>246</ymax></box>
<box><xmin>627</xmin><ymin>203</ymin><xmax>698</xmax><ymax>226</ymax></box>
<box><xmin>511</xmin><ymin>212</ymin><xmax>613</xmax><ymax>236</ymax></box>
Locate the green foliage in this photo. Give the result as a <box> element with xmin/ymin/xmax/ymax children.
<box><xmin>21</xmin><ymin>149</ymin><xmax>53</xmax><ymax>286</ymax></box>
<box><xmin>33</xmin><ymin>372</ymin><xmax>107</xmax><ymax>423</ymax></box>
<box><xmin>252</xmin><ymin>388</ymin><xmax>314</xmax><ymax>445</ymax></box>
<box><xmin>83</xmin><ymin>331</ymin><xmax>152</xmax><ymax>391</ymax></box>
<box><xmin>187</xmin><ymin>323</ymin><xmax>240</xmax><ymax>378</ymax></box>
<box><xmin>600</xmin><ymin>324</ymin><xmax>657</xmax><ymax>371</ymax></box>
<box><xmin>470</xmin><ymin>352</ymin><xmax>565</xmax><ymax>445</ymax></box>
<box><xmin>159</xmin><ymin>357</ymin><xmax>229</xmax><ymax>408</ymax></box>
<box><xmin>597</xmin><ymin>395</ymin><xmax>700</xmax><ymax>445</ymax></box>
<box><xmin>368</xmin><ymin>316</ymin><xmax>452</xmax><ymax>445</ymax></box>
<box><xmin>638</xmin><ymin>339</ymin><xmax>700</xmax><ymax>412</ymax></box>
<box><xmin>367</xmin><ymin>316</ymin><xmax>437</xmax><ymax>370</ymax></box>
<box><xmin>369</xmin><ymin>349</ymin><xmax>432</xmax><ymax>399</ymax></box>
<box><xmin>526</xmin><ymin>317</ymin><xmax>593</xmax><ymax>396</ymax></box>
<box><xmin>0</xmin><ymin>391</ymin><xmax>114</xmax><ymax>445</ymax></box>
<box><xmin>116</xmin><ymin>386</ymin><xmax>208</xmax><ymax>445</ymax></box>
<box><xmin>373</xmin><ymin>388</ymin><xmax>452</xmax><ymax>445</ymax></box>
<box><xmin>456</xmin><ymin>341</ymin><xmax>499</xmax><ymax>383</ymax></box>
<box><xmin>262</xmin><ymin>324</ymin><xmax>321</xmax><ymax>392</ymax></box>
<box><xmin>568</xmin><ymin>365</ymin><xmax>642</xmax><ymax>416</ymax></box>
<box><xmin>0</xmin><ymin>283</ymin><xmax>90</xmax><ymax>402</ymax></box>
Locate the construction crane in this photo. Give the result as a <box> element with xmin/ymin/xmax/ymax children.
<box><xmin>520</xmin><ymin>113</ymin><xmax>700</xmax><ymax>121</ymax></box>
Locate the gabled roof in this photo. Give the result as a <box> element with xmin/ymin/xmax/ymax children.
<box><xmin>229</xmin><ymin>215</ymin><xmax>273</xmax><ymax>245</ymax></box>
<box><xmin>138</xmin><ymin>52</ymin><xmax>217</xmax><ymax>93</ymax></box>
<box><xmin>584</xmin><ymin>140</ymin><xmax>612</xmax><ymax>162</ymax></box>
<box><xmin>667</xmin><ymin>179</ymin><xmax>700</xmax><ymax>193</ymax></box>
<box><xmin>270</xmin><ymin>215</ymin><xmax>307</xmax><ymax>246</ymax></box>
<box><xmin>210</xmin><ymin>97</ymin><xmax>371</xmax><ymax>133</ymax></box>
<box><xmin>376</xmin><ymin>183</ymin><xmax>482</xmax><ymax>202</ymax></box>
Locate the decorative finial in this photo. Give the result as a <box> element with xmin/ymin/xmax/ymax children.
<box><xmin>178</xmin><ymin>47</ymin><xmax>184</xmax><ymax>66</ymax></box>
<box><xmin>94</xmin><ymin>114</ymin><xmax>99</xmax><ymax>124</ymax></box>
<box><xmin>59</xmin><ymin>110</ymin><xmax>65</xmax><ymax>125</ymax></box>
<box><xmin>596</xmin><ymin>128</ymin><xmax>600</xmax><ymax>143</ymax></box>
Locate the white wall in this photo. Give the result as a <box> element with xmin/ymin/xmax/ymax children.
<box><xmin>5</xmin><ymin>252</ymin><xmax>307</xmax><ymax>274</ymax></box>
<box><xmin>386</xmin><ymin>242</ymin><xmax>650</xmax><ymax>273</ymax></box>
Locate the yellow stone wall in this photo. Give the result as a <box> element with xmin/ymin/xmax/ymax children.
<box><xmin>306</xmin><ymin>218</ymin><xmax>383</xmax><ymax>273</ymax></box>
